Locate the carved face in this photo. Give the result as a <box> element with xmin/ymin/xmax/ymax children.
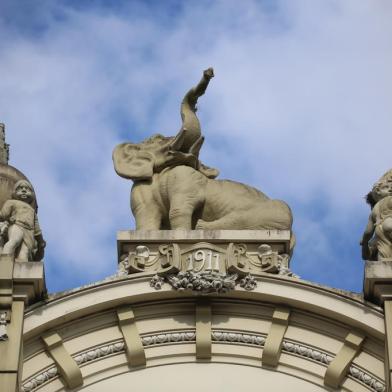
<box><xmin>372</xmin><ymin>181</ymin><xmax>392</xmax><ymax>202</ymax></box>
<box><xmin>13</xmin><ymin>180</ymin><xmax>34</xmax><ymax>204</ymax></box>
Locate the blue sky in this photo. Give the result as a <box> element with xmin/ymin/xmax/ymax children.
<box><xmin>0</xmin><ymin>0</ymin><xmax>391</xmax><ymax>293</ymax></box>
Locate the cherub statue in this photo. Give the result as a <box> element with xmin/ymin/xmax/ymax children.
<box><xmin>361</xmin><ymin>173</ymin><xmax>392</xmax><ymax>261</ymax></box>
<box><xmin>0</xmin><ymin>180</ymin><xmax>46</xmax><ymax>261</ymax></box>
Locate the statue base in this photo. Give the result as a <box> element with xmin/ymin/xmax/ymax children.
<box><xmin>364</xmin><ymin>260</ymin><xmax>392</xmax><ymax>305</ymax></box>
<box><xmin>117</xmin><ymin>230</ymin><xmax>295</xmax><ymax>292</ymax></box>
<box><xmin>13</xmin><ymin>261</ymin><xmax>46</xmax><ymax>305</ymax></box>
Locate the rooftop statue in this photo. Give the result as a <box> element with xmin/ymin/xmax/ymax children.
<box><xmin>113</xmin><ymin>69</ymin><xmax>293</xmax><ymax>233</ymax></box>
<box><xmin>0</xmin><ymin>124</ymin><xmax>45</xmax><ymax>262</ymax></box>
<box><xmin>361</xmin><ymin>169</ymin><xmax>392</xmax><ymax>261</ymax></box>
<box><xmin>0</xmin><ymin>180</ymin><xmax>46</xmax><ymax>261</ymax></box>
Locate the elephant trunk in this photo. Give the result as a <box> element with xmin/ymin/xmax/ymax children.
<box><xmin>171</xmin><ymin>68</ymin><xmax>214</xmax><ymax>154</ymax></box>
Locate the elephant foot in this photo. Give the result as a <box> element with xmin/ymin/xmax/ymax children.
<box><xmin>195</xmin><ymin>219</ymin><xmax>208</xmax><ymax>230</ymax></box>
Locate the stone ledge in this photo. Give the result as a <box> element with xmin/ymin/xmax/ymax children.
<box><xmin>117</xmin><ymin>229</ymin><xmax>292</xmax><ymax>259</ymax></box>
<box><xmin>13</xmin><ymin>262</ymin><xmax>46</xmax><ymax>305</ymax></box>
<box><xmin>117</xmin><ymin>229</ymin><xmax>291</xmax><ymax>242</ymax></box>
<box><xmin>117</xmin><ymin>230</ymin><xmax>294</xmax><ymax>279</ymax></box>
<box><xmin>364</xmin><ymin>260</ymin><xmax>392</xmax><ymax>305</ymax></box>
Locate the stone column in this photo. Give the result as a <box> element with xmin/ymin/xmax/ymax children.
<box><xmin>0</xmin><ymin>255</ymin><xmax>46</xmax><ymax>392</ymax></box>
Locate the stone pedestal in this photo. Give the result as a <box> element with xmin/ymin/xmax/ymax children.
<box><xmin>364</xmin><ymin>260</ymin><xmax>392</xmax><ymax>305</ymax></box>
<box><xmin>117</xmin><ymin>230</ymin><xmax>295</xmax><ymax>293</ymax></box>
<box><xmin>364</xmin><ymin>260</ymin><xmax>392</xmax><ymax>392</ymax></box>
<box><xmin>13</xmin><ymin>261</ymin><xmax>46</xmax><ymax>305</ymax></box>
<box><xmin>0</xmin><ymin>257</ymin><xmax>46</xmax><ymax>392</ymax></box>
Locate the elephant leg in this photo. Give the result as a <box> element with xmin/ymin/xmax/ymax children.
<box><xmin>169</xmin><ymin>196</ymin><xmax>196</xmax><ymax>230</ymax></box>
<box><xmin>134</xmin><ymin>206</ymin><xmax>162</xmax><ymax>230</ymax></box>
<box><xmin>167</xmin><ymin>166</ymin><xmax>206</xmax><ymax>230</ymax></box>
<box><xmin>196</xmin><ymin>214</ymin><xmax>238</xmax><ymax>230</ymax></box>
<box><xmin>131</xmin><ymin>183</ymin><xmax>163</xmax><ymax>230</ymax></box>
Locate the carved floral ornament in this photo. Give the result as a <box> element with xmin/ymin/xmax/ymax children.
<box><xmin>0</xmin><ymin>312</ymin><xmax>8</xmax><ymax>341</ymax></box>
<box><xmin>117</xmin><ymin>241</ymin><xmax>297</xmax><ymax>293</ymax></box>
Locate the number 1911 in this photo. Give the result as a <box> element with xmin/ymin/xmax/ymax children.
<box><xmin>186</xmin><ymin>250</ymin><xmax>220</xmax><ymax>272</ymax></box>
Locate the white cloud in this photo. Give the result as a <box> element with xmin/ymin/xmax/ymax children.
<box><xmin>0</xmin><ymin>0</ymin><xmax>391</xmax><ymax>291</ymax></box>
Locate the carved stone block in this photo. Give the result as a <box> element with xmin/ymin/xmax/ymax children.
<box><xmin>117</xmin><ymin>230</ymin><xmax>296</xmax><ymax>293</ymax></box>
<box><xmin>13</xmin><ymin>261</ymin><xmax>46</xmax><ymax>305</ymax></box>
<box><xmin>364</xmin><ymin>260</ymin><xmax>392</xmax><ymax>305</ymax></box>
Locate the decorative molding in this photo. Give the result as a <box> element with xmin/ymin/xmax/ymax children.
<box><xmin>212</xmin><ymin>331</ymin><xmax>266</xmax><ymax>346</ymax></box>
<box><xmin>22</xmin><ymin>330</ymin><xmax>384</xmax><ymax>392</ymax></box>
<box><xmin>41</xmin><ymin>331</ymin><xmax>83</xmax><ymax>389</ymax></box>
<box><xmin>117</xmin><ymin>306</ymin><xmax>146</xmax><ymax>367</ymax></box>
<box><xmin>120</xmin><ymin>238</ymin><xmax>296</xmax><ymax>279</ymax></box>
<box><xmin>142</xmin><ymin>331</ymin><xmax>196</xmax><ymax>346</ymax></box>
<box><xmin>196</xmin><ymin>300</ymin><xmax>211</xmax><ymax>359</ymax></box>
<box><xmin>0</xmin><ymin>311</ymin><xmax>8</xmax><ymax>341</ymax></box>
<box><xmin>349</xmin><ymin>366</ymin><xmax>385</xmax><ymax>392</ymax></box>
<box><xmin>150</xmin><ymin>271</ymin><xmax>256</xmax><ymax>293</ymax></box>
<box><xmin>282</xmin><ymin>341</ymin><xmax>332</xmax><ymax>365</ymax></box>
<box><xmin>167</xmin><ymin>271</ymin><xmax>237</xmax><ymax>293</ymax></box>
<box><xmin>262</xmin><ymin>308</ymin><xmax>290</xmax><ymax>367</ymax></box>
<box><xmin>324</xmin><ymin>331</ymin><xmax>365</xmax><ymax>389</ymax></box>
<box><xmin>239</xmin><ymin>274</ymin><xmax>257</xmax><ymax>291</ymax></box>
<box><xmin>22</xmin><ymin>366</ymin><xmax>58</xmax><ymax>392</ymax></box>
<box><xmin>74</xmin><ymin>341</ymin><xmax>125</xmax><ymax>365</ymax></box>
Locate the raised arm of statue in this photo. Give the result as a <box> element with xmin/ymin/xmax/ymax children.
<box><xmin>171</xmin><ymin>68</ymin><xmax>214</xmax><ymax>154</ymax></box>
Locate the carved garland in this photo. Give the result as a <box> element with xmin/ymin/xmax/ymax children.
<box><xmin>22</xmin><ymin>330</ymin><xmax>384</xmax><ymax>392</ymax></box>
<box><xmin>150</xmin><ymin>272</ymin><xmax>257</xmax><ymax>293</ymax></box>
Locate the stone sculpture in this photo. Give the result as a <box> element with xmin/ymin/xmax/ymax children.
<box><xmin>0</xmin><ymin>180</ymin><xmax>46</xmax><ymax>261</ymax></box>
<box><xmin>361</xmin><ymin>169</ymin><xmax>392</xmax><ymax>261</ymax></box>
<box><xmin>113</xmin><ymin>68</ymin><xmax>293</xmax><ymax>233</ymax></box>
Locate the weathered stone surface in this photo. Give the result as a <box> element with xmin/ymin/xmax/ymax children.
<box><xmin>361</xmin><ymin>169</ymin><xmax>392</xmax><ymax>261</ymax></box>
<box><xmin>364</xmin><ymin>260</ymin><xmax>392</xmax><ymax>304</ymax></box>
<box><xmin>113</xmin><ymin>69</ymin><xmax>294</xmax><ymax>235</ymax></box>
<box><xmin>0</xmin><ymin>180</ymin><xmax>45</xmax><ymax>262</ymax></box>
<box><xmin>117</xmin><ymin>230</ymin><xmax>296</xmax><ymax>290</ymax></box>
<box><xmin>13</xmin><ymin>261</ymin><xmax>46</xmax><ymax>304</ymax></box>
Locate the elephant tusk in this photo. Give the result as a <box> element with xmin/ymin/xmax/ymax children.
<box><xmin>189</xmin><ymin>136</ymin><xmax>204</xmax><ymax>157</ymax></box>
<box><xmin>170</xmin><ymin>128</ymin><xmax>186</xmax><ymax>151</ymax></box>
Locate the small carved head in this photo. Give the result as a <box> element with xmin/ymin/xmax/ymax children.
<box><xmin>12</xmin><ymin>180</ymin><xmax>36</xmax><ymax>205</ymax></box>
<box><xmin>367</xmin><ymin>180</ymin><xmax>392</xmax><ymax>207</ymax></box>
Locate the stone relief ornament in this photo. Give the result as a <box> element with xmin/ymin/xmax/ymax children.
<box><xmin>121</xmin><ymin>240</ymin><xmax>297</xmax><ymax>290</ymax></box>
<box><xmin>239</xmin><ymin>274</ymin><xmax>257</xmax><ymax>291</ymax></box>
<box><xmin>361</xmin><ymin>169</ymin><xmax>392</xmax><ymax>261</ymax></box>
<box><xmin>227</xmin><ymin>243</ymin><xmax>298</xmax><ymax>277</ymax></box>
<box><xmin>22</xmin><ymin>330</ymin><xmax>385</xmax><ymax>392</ymax></box>
<box><xmin>164</xmin><ymin>271</ymin><xmax>238</xmax><ymax>293</ymax></box>
<box><xmin>0</xmin><ymin>180</ymin><xmax>45</xmax><ymax>261</ymax></box>
<box><xmin>112</xmin><ymin>68</ymin><xmax>294</xmax><ymax>245</ymax></box>
<box><xmin>0</xmin><ymin>312</ymin><xmax>8</xmax><ymax>341</ymax></box>
<box><xmin>119</xmin><ymin>244</ymin><xmax>181</xmax><ymax>275</ymax></box>
<box><xmin>257</xmin><ymin>244</ymin><xmax>298</xmax><ymax>277</ymax></box>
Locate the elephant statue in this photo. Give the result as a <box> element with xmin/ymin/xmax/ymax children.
<box><xmin>113</xmin><ymin>68</ymin><xmax>293</xmax><ymax>233</ymax></box>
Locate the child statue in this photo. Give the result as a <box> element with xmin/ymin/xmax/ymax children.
<box><xmin>0</xmin><ymin>180</ymin><xmax>46</xmax><ymax>261</ymax></box>
<box><xmin>361</xmin><ymin>177</ymin><xmax>392</xmax><ymax>261</ymax></box>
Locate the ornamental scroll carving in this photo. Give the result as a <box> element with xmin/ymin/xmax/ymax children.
<box><xmin>119</xmin><ymin>240</ymin><xmax>297</xmax><ymax>292</ymax></box>
<box><xmin>120</xmin><ymin>242</ymin><xmax>295</xmax><ymax>276</ymax></box>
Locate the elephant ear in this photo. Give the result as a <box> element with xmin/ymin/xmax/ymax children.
<box><xmin>113</xmin><ymin>143</ymin><xmax>155</xmax><ymax>180</ymax></box>
<box><xmin>198</xmin><ymin>162</ymin><xmax>219</xmax><ymax>179</ymax></box>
